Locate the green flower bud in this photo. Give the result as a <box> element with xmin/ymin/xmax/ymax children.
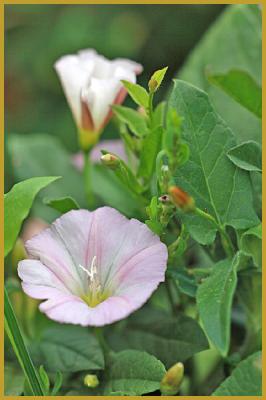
<box><xmin>84</xmin><ymin>374</ymin><xmax>99</xmax><ymax>388</ymax></box>
<box><xmin>100</xmin><ymin>153</ymin><xmax>120</xmax><ymax>169</ymax></box>
<box><xmin>160</xmin><ymin>362</ymin><xmax>184</xmax><ymax>395</ymax></box>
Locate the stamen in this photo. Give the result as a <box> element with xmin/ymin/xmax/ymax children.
<box><xmin>78</xmin><ymin>255</ymin><xmax>97</xmax><ymax>281</ymax></box>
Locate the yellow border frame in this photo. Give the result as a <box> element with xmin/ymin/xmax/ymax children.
<box><xmin>0</xmin><ymin>1</ymin><xmax>264</xmax><ymax>399</ymax></box>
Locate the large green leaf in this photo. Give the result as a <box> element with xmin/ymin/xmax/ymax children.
<box><xmin>108</xmin><ymin>308</ymin><xmax>208</xmax><ymax>368</ymax></box>
<box><xmin>4</xmin><ymin>176</ymin><xmax>59</xmax><ymax>257</ymax></box>
<box><xmin>169</xmin><ymin>80</ymin><xmax>259</xmax><ymax>245</ymax></box>
<box><xmin>179</xmin><ymin>5</ymin><xmax>261</xmax><ymax>143</ymax></box>
<box><xmin>227</xmin><ymin>141</ymin><xmax>262</xmax><ymax>172</ymax></box>
<box><xmin>212</xmin><ymin>352</ymin><xmax>262</xmax><ymax>395</ymax></box>
<box><xmin>103</xmin><ymin>350</ymin><xmax>166</xmax><ymax>395</ymax></box>
<box><xmin>208</xmin><ymin>69</ymin><xmax>261</xmax><ymax>118</ymax></box>
<box><xmin>197</xmin><ymin>256</ymin><xmax>239</xmax><ymax>356</ymax></box>
<box><xmin>30</xmin><ymin>325</ymin><xmax>104</xmax><ymax>372</ymax></box>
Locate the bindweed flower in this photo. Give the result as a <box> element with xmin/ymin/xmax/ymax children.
<box><xmin>18</xmin><ymin>207</ymin><xmax>167</xmax><ymax>327</ymax></box>
<box><xmin>54</xmin><ymin>49</ymin><xmax>142</xmax><ymax>150</ymax></box>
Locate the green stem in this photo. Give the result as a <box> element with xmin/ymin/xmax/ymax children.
<box><xmin>165</xmin><ymin>278</ymin><xmax>176</xmax><ymax>315</ymax></box>
<box><xmin>195</xmin><ymin>207</ymin><xmax>234</xmax><ymax>258</ymax></box>
<box><xmin>83</xmin><ymin>150</ymin><xmax>95</xmax><ymax>209</ymax></box>
<box><xmin>148</xmin><ymin>92</ymin><xmax>154</xmax><ymax>124</ymax></box>
<box><xmin>93</xmin><ymin>328</ymin><xmax>110</xmax><ymax>361</ymax></box>
<box><xmin>4</xmin><ymin>287</ymin><xmax>45</xmax><ymax>396</ymax></box>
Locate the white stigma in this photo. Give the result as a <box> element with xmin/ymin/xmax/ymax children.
<box><xmin>79</xmin><ymin>256</ymin><xmax>97</xmax><ymax>281</ymax></box>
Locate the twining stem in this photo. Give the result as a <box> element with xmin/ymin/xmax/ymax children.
<box><xmin>83</xmin><ymin>150</ymin><xmax>95</xmax><ymax>209</ymax></box>
<box><xmin>195</xmin><ymin>207</ymin><xmax>234</xmax><ymax>258</ymax></box>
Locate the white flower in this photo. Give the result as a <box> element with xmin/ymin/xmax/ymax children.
<box><xmin>54</xmin><ymin>49</ymin><xmax>142</xmax><ymax>135</ymax></box>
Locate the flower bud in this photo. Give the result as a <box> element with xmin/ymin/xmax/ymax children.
<box><xmin>168</xmin><ymin>186</ymin><xmax>195</xmax><ymax>212</ymax></box>
<box><xmin>160</xmin><ymin>362</ymin><xmax>184</xmax><ymax>395</ymax></box>
<box><xmin>100</xmin><ymin>153</ymin><xmax>120</xmax><ymax>169</ymax></box>
<box><xmin>84</xmin><ymin>374</ymin><xmax>99</xmax><ymax>388</ymax></box>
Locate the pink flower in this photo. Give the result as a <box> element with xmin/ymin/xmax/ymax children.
<box><xmin>18</xmin><ymin>207</ymin><xmax>167</xmax><ymax>327</ymax></box>
<box><xmin>54</xmin><ymin>49</ymin><xmax>142</xmax><ymax>148</ymax></box>
<box><xmin>72</xmin><ymin>139</ymin><xmax>128</xmax><ymax>171</ymax></box>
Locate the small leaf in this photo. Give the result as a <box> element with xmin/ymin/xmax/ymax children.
<box><xmin>30</xmin><ymin>325</ymin><xmax>104</xmax><ymax>372</ymax></box>
<box><xmin>138</xmin><ymin>126</ymin><xmax>163</xmax><ymax>181</ymax></box>
<box><xmin>167</xmin><ymin>267</ymin><xmax>197</xmax><ymax>298</ymax></box>
<box><xmin>227</xmin><ymin>140</ymin><xmax>262</xmax><ymax>172</ymax></box>
<box><xmin>149</xmin><ymin>66</ymin><xmax>168</xmax><ymax>92</ymax></box>
<box><xmin>121</xmin><ymin>80</ymin><xmax>149</xmax><ymax>108</ymax></box>
<box><xmin>4</xmin><ymin>176</ymin><xmax>59</xmax><ymax>257</ymax></box>
<box><xmin>212</xmin><ymin>352</ymin><xmax>262</xmax><ymax>395</ymax></box>
<box><xmin>103</xmin><ymin>350</ymin><xmax>166</xmax><ymax>395</ymax></box>
<box><xmin>208</xmin><ymin>69</ymin><xmax>262</xmax><ymax>118</ymax></box>
<box><xmin>44</xmin><ymin>196</ymin><xmax>80</xmax><ymax>214</ymax></box>
<box><xmin>108</xmin><ymin>308</ymin><xmax>209</xmax><ymax>368</ymax></box>
<box><xmin>239</xmin><ymin>224</ymin><xmax>262</xmax><ymax>268</ymax></box>
<box><xmin>39</xmin><ymin>366</ymin><xmax>50</xmax><ymax>395</ymax></box>
<box><xmin>112</xmin><ymin>105</ymin><xmax>148</xmax><ymax>137</ymax></box>
<box><xmin>197</xmin><ymin>256</ymin><xmax>239</xmax><ymax>356</ymax></box>
<box><xmin>51</xmin><ymin>371</ymin><xmax>63</xmax><ymax>396</ymax></box>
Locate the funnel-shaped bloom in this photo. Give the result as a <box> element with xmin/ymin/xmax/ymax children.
<box><xmin>18</xmin><ymin>207</ymin><xmax>167</xmax><ymax>326</ymax></box>
<box><xmin>54</xmin><ymin>49</ymin><xmax>142</xmax><ymax>149</ymax></box>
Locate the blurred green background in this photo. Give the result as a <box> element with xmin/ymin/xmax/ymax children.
<box><xmin>5</xmin><ymin>4</ymin><xmax>224</xmax><ymax>152</ymax></box>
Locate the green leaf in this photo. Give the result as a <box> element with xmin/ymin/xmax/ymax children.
<box><xmin>121</xmin><ymin>80</ymin><xmax>149</xmax><ymax>108</ymax></box>
<box><xmin>30</xmin><ymin>325</ymin><xmax>104</xmax><ymax>372</ymax></box>
<box><xmin>212</xmin><ymin>352</ymin><xmax>262</xmax><ymax>395</ymax></box>
<box><xmin>4</xmin><ymin>364</ymin><xmax>25</xmax><ymax>396</ymax></box>
<box><xmin>197</xmin><ymin>256</ymin><xmax>239</xmax><ymax>356</ymax></box>
<box><xmin>179</xmin><ymin>4</ymin><xmax>261</xmax><ymax>143</ymax></box>
<box><xmin>112</xmin><ymin>105</ymin><xmax>148</xmax><ymax>137</ymax></box>
<box><xmin>39</xmin><ymin>365</ymin><xmax>50</xmax><ymax>395</ymax></box>
<box><xmin>227</xmin><ymin>140</ymin><xmax>262</xmax><ymax>172</ymax></box>
<box><xmin>103</xmin><ymin>350</ymin><xmax>166</xmax><ymax>395</ymax></box>
<box><xmin>149</xmin><ymin>66</ymin><xmax>168</xmax><ymax>92</ymax></box>
<box><xmin>4</xmin><ymin>176</ymin><xmax>59</xmax><ymax>257</ymax></box>
<box><xmin>239</xmin><ymin>224</ymin><xmax>262</xmax><ymax>268</ymax></box>
<box><xmin>44</xmin><ymin>196</ymin><xmax>80</xmax><ymax>214</ymax></box>
<box><xmin>169</xmin><ymin>80</ymin><xmax>259</xmax><ymax>245</ymax></box>
<box><xmin>208</xmin><ymin>69</ymin><xmax>262</xmax><ymax>118</ymax></box>
<box><xmin>167</xmin><ymin>267</ymin><xmax>197</xmax><ymax>298</ymax></box>
<box><xmin>4</xmin><ymin>288</ymin><xmax>45</xmax><ymax>396</ymax></box>
<box><xmin>138</xmin><ymin>126</ymin><xmax>163</xmax><ymax>181</ymax></box>
<box><xmin>51</xmin><ymin>371</ymin><xmax>63</xmax><ymax>396</ymax></box>
<box><xmin>108</xmin><ymin>308</ymin><xmax>209</xmax><ymax>368</ymax></box>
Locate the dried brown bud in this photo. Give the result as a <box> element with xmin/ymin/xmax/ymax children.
<box><xmin>168</xmin><ymin>186</ymin><xmax>195</xmax><ymax>212</ymax></box>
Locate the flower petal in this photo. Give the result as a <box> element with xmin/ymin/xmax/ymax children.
<box><xmin>54</xmin><ymin>55</ymin><xmax>93</xmax><ymax>127</ymax></box>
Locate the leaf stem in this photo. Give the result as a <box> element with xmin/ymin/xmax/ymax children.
<box><xmin>165</xmin><ymin>278</ymin><xmax>176</xmax><ymax>315</ymax></box>
<box><xmin>148</xmin><ymin>92</ymin><xmax>154</xmax><ymax>124</ymax></box>
<box><xmin>4</xmin><ymin>287</ymin><xmax>45</xmax><ymax>396</ymax></box>
<box><xmin>83</xmin><ymin>150</ymin><xmax>95</xmax><ymax>209</ymax></box>
<box><xmin>195</xmin><ymin>207</ymin><xmax>234</xmax><ymax>258</ymax></box>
